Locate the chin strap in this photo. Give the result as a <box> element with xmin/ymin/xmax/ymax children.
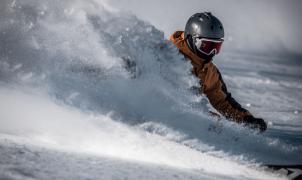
<box><xmin>185</xmin><ymin>35</ymin><xmax>196</xmax><ymax>54</ymax></box>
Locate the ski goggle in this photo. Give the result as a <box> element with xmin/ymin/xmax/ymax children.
<box><xmin>194</xmin><ymin>37</ymin><xmax>224</xmax><ymax>55</ymax></box>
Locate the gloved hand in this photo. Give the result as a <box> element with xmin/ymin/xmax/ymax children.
<box><xmin>243</xmin><ymin>116</ymin><xmax>267</xmax><ymax>132</ymax></box>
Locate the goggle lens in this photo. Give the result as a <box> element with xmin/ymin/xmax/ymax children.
<box><xmin>195</xmin><ymin>38</ymin><xmax>223</xmax><ymax>55</ymax></box>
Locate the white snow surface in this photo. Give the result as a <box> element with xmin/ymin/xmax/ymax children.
<box><xmin>0</xmin><ymin>0</ymin><xmax>301</xmax><ymax>179</ymax></box>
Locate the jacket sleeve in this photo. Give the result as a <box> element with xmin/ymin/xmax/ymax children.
<box><xmin>202</xmin><ymin>64</ymin><xmax>252</xmax><ymax>122</ymax></box>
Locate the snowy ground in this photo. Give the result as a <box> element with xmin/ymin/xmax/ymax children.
<box><xmin>0</xmin><ymin>0</ymin><xmax>301</xmax><ymax>179</ymax></box>
<box><xmin>0</xmin><ymin>138</ymin><xmax>220</xmax><ymax>180</ymax></box>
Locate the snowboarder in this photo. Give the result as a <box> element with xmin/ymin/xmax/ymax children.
<box><xmin>170</xmin><ymin>12</ymin><xmax>267</xmax><ymax>132</ymax></box>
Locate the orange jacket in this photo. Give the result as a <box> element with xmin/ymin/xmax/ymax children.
<box><xmin>170</xmin><ymin>31</ymin><xmax>252</xmax><ymax>122</ymax></box>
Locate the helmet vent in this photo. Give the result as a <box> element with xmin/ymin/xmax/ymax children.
<box><xmin>211</xmin><ymin>25</ymin><xmax>214</xmax><ymax>30</ymax></box>
<box><xmin>204</xmin><ymin>12</ymin><xmax>211</xmax><ymax>19</ymax></box>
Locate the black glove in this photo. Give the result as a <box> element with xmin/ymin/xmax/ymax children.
<box><xmin>243</xmin><ymin>116</ymin><xmax>267</xmax><ymax>132</ymax></box>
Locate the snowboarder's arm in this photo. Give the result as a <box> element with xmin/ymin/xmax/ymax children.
<box><xmin>204</xmin><ymin>71</ymin><xmax>251</xmax><ymax>122</ymax></box>
<box><xmin>202</xmin><ymin>63</ymin><xmax>267</xmax><ymax>131</ymax></box>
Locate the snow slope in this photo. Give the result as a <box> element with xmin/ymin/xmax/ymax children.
<box><xmin>0</xmin><ymin>90</ymin><xmax>283</xmax><ymax>180</ymax></box>
<box><xmin>0</xmin><ymin>0</ymin><xmax>301</xmax><ymax>179</ymax></box>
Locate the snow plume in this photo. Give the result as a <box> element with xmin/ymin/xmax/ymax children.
<box><xmin>0</xmin><ymin>0</ymin><xmax>300</xmax><ymax>179</ymax></box>
<box><xmin>0</xmin><ymin>0</ymin><xmax>202</xmax><ymax>124</ymax></box>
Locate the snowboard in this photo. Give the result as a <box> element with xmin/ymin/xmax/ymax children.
<box><xmin>265</xmin><ymin>164</ymin><xmax>302</xmax><ymax>180</ymax></box>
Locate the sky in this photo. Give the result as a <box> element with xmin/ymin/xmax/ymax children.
<box><xmin>107</xmin><ymin>0</ymin><xmax>302</xmax><ymax>56</ymax></box>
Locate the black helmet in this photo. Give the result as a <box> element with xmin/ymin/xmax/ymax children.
<box><xmin>185</xmin><ymin>12</ymin><xmax>224</xmax><ymax>61</ymax></box>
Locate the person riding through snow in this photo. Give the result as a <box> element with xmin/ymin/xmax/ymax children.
<box><xmin>170</xmin><ymin>12</ymin><xmax>267</xmax><ymax>132</ymax></box>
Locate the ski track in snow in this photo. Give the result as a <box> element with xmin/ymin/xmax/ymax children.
<box><xmin>0</xmin><ymin>0</ymin><xmax>301</xmax><ymax>179</ymax></box>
